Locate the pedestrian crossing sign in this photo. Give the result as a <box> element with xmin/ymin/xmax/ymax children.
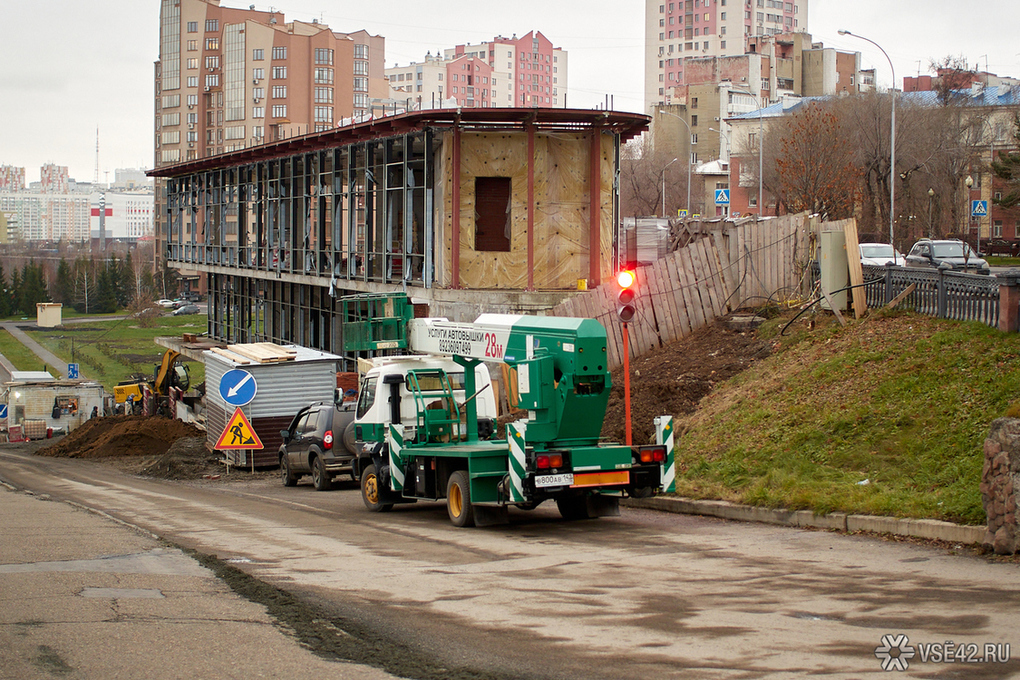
<box><xmin>971</xmin><ymin>200</ymin><xmax>988</xmax><ymax>217</ymax></box>
<box><xmin>715</xmin><ymin>189</ymin><xmax>730</xmax><ymax>205</ymax></box>
<box><xmin>215</xmin><ymin>407</ymin><xmax>264</xmax><ymax>450</ymax></box>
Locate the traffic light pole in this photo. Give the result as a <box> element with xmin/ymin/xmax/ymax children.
<box><xmin>622</xmin><ymin>321</ymin><xmax>632</xmax><ymax>447</ymax></box>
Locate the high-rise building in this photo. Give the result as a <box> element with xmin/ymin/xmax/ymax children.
<box><xmin>156</xmin><ymin>0</ymin><xmax>386</xmax><ymax>167</ymax></box>
<box><xmin>0</xmin><ymin>166</ymin><xmax>26</xmax><ymax>192</ymax></box>
<box><xmin>386</xmin><ymin>31</ymin><xmax>568</xmax><ymax>110</ymax></box>
<box><xmin>644</xmin><ymin>0</ymin><xmax>808</xmax><ymax>113</ymax></box>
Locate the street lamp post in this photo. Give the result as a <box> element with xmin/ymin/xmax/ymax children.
<box><xmin>661</xmin><ymin>157</ymin><xmax>679</xmax><ymax>217</ymax></box>
<box><xmin>927</xmin><ymin>187</ymin><xmax>935</xmax><ymax>239</ymax></box>
<box><xmin>965</xmin><ymin>174</ymin><xmax>974</xmax><ymax>246</ymax></box>
<box><xmin>656</xmin><ymin>109</ymin><xmax>693</xmax><ymax>217</ymax></box>
<box><xmin>726</xmin><ymin>88</ymin><xmax>764</xmax><ymax>217</ymax></box>
<box><xmin>839</xmin><ymin>29</ymin><xmax>896</xmax><ymax>251</ymax></box>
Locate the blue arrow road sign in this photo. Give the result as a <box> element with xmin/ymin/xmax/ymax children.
<box><xmin>0</xmin><ymin>404</ymin><xmax>7</xmax><ymax>420</ymax></box>
<box><xmin>715</xmin><ymin>189</ymin><xmax>730</xmax><ymax>205</ymax></box>
<box><xmin>219</xmin><ymin>368</ymin><xmax>258</xmax><ymax>407</ymax></box>
<box><xmin>972</xmin><ymin>200</ymin><xmax>988</xmax><ymax>217</ymax></box>
<box><xmin>67</xmin><ymin>363</ymin><xmax>79</xmax><ymax>379</ymax></box>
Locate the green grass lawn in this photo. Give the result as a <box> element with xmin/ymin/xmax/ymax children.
<box><xmin>0</xmin><ymin>330</ymin><xmax>60</xmax><ymax>377</ymax></box>
<box><xmin>24</xmin><ymin>314</ymin><xmax>208</xmax><ymax>391</ymax></box>
<box><xmin>672</xmin><ymin>309</ymin><xmax>1020</xmax><ymax>526</ymax></box>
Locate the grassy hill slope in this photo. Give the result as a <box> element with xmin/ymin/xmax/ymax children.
<box><xmin>673</xmin><ymin>310</ymin><xmax>1020</xmax><ymax>525</ymax></box>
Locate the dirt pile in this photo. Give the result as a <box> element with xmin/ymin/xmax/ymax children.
<box><xmin>601</xmin><ymin>318</ymin><xmax>773</xmax><ymax>445</ymax></box>
<box><xmin>37</xmin><ymin>415</ymin><xmax>207</xmax><ymax>462</ymax></box>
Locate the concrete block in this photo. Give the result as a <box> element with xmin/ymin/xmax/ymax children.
<box><xmin>795</xmin><ymin>511</ymin><xmax>848</xmax><ymax>531</ymax></box>
<box><xmin>846</xmin><ymin>514</ymin><xmax>902</xmax><ymax>535</ymax></box>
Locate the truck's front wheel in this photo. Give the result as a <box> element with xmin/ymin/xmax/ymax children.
<box><xmin>361</xmin><ymin>463</ymin><xmax>393</xmax><ymax>512</ymax></box>
<box><xmin>447</xmin><ymin>470</ymin><xmax>475</xmax><ymax>527</ymax></box>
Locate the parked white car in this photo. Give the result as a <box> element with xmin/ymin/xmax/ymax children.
<box><xmin>155</xmin><ymin>299</ymin><xmax>176</xmax><ymax>308</ymax></box>
<box><xmin>859</xmin><ymin>243</ymin><xmax>905</xmax><ymax>266</ymax></box>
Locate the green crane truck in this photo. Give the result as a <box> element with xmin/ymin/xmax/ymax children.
<box><xmin>344</xmin><ymin>294</ymin><xmax>676</xmax><ymax>527</ymax></box>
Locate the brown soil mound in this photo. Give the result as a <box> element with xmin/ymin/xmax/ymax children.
<box><xmin>139</xmin><ymin>437</ymin><xmax>221</xmax><ymax>479</ymax></box>
<box><xmin>601</xmin><ymin>318</ymin><xmax>772</xmax><ymax>445</ymax></box>
<box><xmin>37</xmin><ymin>415</ymin><xmax>206</xmax><ymax>460</ymax></box>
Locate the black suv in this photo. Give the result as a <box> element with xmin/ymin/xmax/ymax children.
<box><xmin>904</xmin><ymin>238</ymin><xmax>991</xmax><ymax>275</ymax></box>
<box><xmin>279</xmin><ymin>401</ymin><xmax>358</xmax><ymax>490</ymax></box>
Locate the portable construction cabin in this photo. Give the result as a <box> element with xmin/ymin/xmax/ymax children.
<box><xmin>204</xmin><ymin>342</ymin><xmax>342</xmax><ymax>467</ymax></box>
<box><xmin>2</xmin><ymin>377</ymin><xmax>106</xmax><ymax>436</ymax></box>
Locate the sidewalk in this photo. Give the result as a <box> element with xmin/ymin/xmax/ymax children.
<box><xmin>0</xmin><ymin>321</ymin><xmax>70</xmax><ymax>379</ymax></box>
<box><xmin>0</xmin><ymin>483</ymin><xmax>398</xmax><ymax>680</ymax></box>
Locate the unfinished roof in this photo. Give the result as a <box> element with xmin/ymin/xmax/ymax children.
<box><xmin>148</xmin><ymin>108</ymin><xmax>650</xmax><ymax>178</ymax></box>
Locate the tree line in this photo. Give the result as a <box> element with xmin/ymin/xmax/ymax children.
<box><xmin>0</xmin><ymin>250</ymin><xmax>177</xmax><ymax>318</ymax></box>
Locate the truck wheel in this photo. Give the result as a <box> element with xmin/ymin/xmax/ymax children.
<box><xmin>447</xmin><ymin>470</ymin><xmax>475</xmax><ymax>527</ymax></box>
<box><xmin>311</xmin><ymin>455</ymin><xmax>331</xmax><ymax>491</ymax></box>
<box><xmin>556</xmin><ymin>495</ymin><xmax>592</xmax><ymax>521</ymax></box>
<box><xmin>361</xmin><ymin>463</ymin><xmax>392</xmax><ymax>512</ymax></box>
<box><xmin>342</xmin><ymin>420</ymin><xmax>358</xmax><ymax>455</ymax></box>
<box><xmin>281</xmin><ymin>455</ymin><xmax>297</xmax><ymax>487</ymax></box>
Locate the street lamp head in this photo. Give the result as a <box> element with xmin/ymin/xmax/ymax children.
<box><xmin>965</xmin><ymin>175</ymin><xmax>974</xmax><ymax>188</ymax></box>
<box><xmin>837</xmin><ymin>29</ymin><xmax>850</xmax><ymax>36</ymax></box>
<box><xmin>928</xmin><ymin>187</ymin><xmax>935</xmax><ymax>197</ymax></box>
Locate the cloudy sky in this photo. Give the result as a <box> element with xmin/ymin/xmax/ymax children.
<box><xmin>1</xmin><ymin>0</ymin><xmax>1016</xmax><ymax>184</ymax></box>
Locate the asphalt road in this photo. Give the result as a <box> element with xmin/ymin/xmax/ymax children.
<box><xmin>2</xmin><ymin>448</ymin><xmax>1019</xmax><ymax>679</ymax></box>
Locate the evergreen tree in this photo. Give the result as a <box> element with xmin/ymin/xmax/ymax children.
<box><xmin>95</xmin><ymin>263</ymin><xmax>119</xmax><ymax>314</ymax></box>
<box><xmin>992</xmin><ymin>113</ymin><xmax>1020</xmax><ymax>209</ymax></box>
<box><xmin>0</xmin><ymin>264</ymin><xmax>9</xmax><ymax>318</ymax></box>
<box><xmin>9</xmin><ymin>268</ymin><xmax>22</xmax><ymax>315</ymax></box>
<box><xmin>53</xmin><ymin>258</ymin><xmax>73</xmax><ymax>305</ymax></box>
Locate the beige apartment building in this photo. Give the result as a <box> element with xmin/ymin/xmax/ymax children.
<box><xmin>155</xmin><ymin>0</ymin><xmax>387</xmax><ymax>287</ymax></box>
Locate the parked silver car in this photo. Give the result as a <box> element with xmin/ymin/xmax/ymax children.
<box><xmin>904</xmin><ymin>239</ymin><xmax>990</xmax><ymax>275</ymax></box>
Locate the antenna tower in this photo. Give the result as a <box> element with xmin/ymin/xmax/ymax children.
<box><xmin>94</xmin><ymin>127</ymin><xmax>100</xmax><ymax>184</ymax></box>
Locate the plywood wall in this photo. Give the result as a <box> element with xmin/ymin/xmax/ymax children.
<box><xmin>434</xmin><ymin>130</ymin><xmax>615</xmax><ymax>290</ymax></box>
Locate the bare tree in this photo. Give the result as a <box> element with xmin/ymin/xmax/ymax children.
<box><xmin>619</xmin><ymin>136</ymin><xmax>690</xmax><ymax>218</ymax></box>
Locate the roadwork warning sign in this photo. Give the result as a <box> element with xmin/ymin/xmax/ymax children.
<box><xmin>215</xmin><ymin>407</ymin><xmax>264</xmax><ymax>450</ymax></box>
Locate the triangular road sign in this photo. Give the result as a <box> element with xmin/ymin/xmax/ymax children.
<box><xmin>215</xmin><ymin>407</ymin><xmax>264</xmax><ymax>450</ymax></box>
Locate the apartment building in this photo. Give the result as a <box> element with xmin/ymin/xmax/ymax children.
<box><xmin>156</xmin><ymin>0</ymin><xmax>386</xmax><ymax>168</ymax></box>
<box><xmin>386</xmin><ymin>31</ymin><xmax>568</xmax><ymax>110</ymax></box>
<box><xmin>0</xmin><ymin>164</ymin><xmax>95</xmax><ymax>242</ymax></box>
<box><xmin>644</xmin><ymin>0</ymin><xmax>808</xmax><ymax>113</ymax></box>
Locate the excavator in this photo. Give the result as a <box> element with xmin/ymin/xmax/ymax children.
<box><xmin>113</xmin><ymin>349</ymin><xmax>190</xmax><ymax>416</ymax></box>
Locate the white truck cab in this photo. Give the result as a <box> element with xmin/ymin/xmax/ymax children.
<box><xmin>354</xmin><ymin>355</ymin><xmax>498</xmax><ymax>446</ymax></box>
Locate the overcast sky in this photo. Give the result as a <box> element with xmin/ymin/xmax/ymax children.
<box><xmin>1</xmin><ymin>0</ymin><xmax>1016</xmax><ymax>184</ymax></box>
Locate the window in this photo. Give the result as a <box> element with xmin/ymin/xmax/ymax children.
<box><xmin>315</xmin><ymin>48</ymin><xmax>333</xmax><ymax>65</ymax></box>
<box><xmin>354</xmin><ymin>60</ymin><xmax>368</xmax><ymax>75</ymax></box>
<box><xmin>994</xmin><ymin>221</ymin><xmax>1003</xmax><ymax>238</ymax></box>
<box><xmin>272</xmin><ymin>85</ymin><xmax>287</xmax><ymax>98</ymax></box>
<box><xmin>187</xmin><ymin>40</ymin><xmax>197</xmax><ymax>51</ymax></box>
<box><xmin>205</xmin><ymin>56</ymin><xmax>219</xmax><ymax>69</ymax></box>
<box><xmin>353</xmin><ymin>77</ymin><xmax>367</xmax><ymax>92</ymax></box>
<box><xmin>187</xmin><ymin>58</ymin><xmax>198</xmax><ymax>69</ymax></box>
<box><xmin>314</xmin><ymin>87</ymin><xmax>333</xmax><ymax>103</ymax></box>
<box><xmin>354</xmin><ymin>93</ymin><xmax>369</xmax><ymax>108</ymax></box>
<box><xmin>205</xmin><ymin>74</ymin><xmax>219</xmax><ymax>87</ymax></box>
<box><xmin>187</xmin><ymin>94</ymin><xmax>198</xmax><ymax>106</ymax></box>
<box><xmin>354</xmin><ymin>44</ymin><xmax>368</xmax><ymax>59</ymax></box>
<box><xmin>271</xmin><ymin>105</ymin><xmax>287</xmax><ymax>118</ymax></box>
<box><xmin>253</xmin><ymin>87</ymin><xmax>264</xmax><ymax>99</ymax></box>
<box><xmin>253</xmin><ymin>48</ymin><xmax>264</xmax><ymax>61</ymax></box>
<box><xmin>475</xmin><ymin>178</ymin><xmax>512</xmax><ymax>252</ymax></box>
<box><xmin>272</xmin><ymin>66</ymin><xmax>287</xmax><ymax>79</ymax></box>
<box><xmin>205</xmin><ymin>19</ymin><xmax>218</xmax><ymax>32</ymax></box>
<box><xmin>187</xmin><ymin>76</ymin><xmax>199</xmax><ymax>88</ymax></box>
<box><xmin>691</xmin><ymin>115</ymin><xmax>698</xmax><ymax>126</ymax></box>
<box><xmin>314</xmin><ymin>68</ymin><xmax>333</xmax><ymax>84</ymax></box>
<box><xmin>253</xmin><ymin>107</ymin><xmax>264</xmax><ymax>118</ymax></box>
<box><xmin>252</xmin><ymin>67</ymin><xmax>264</xmax><ymax>80</ymax></box>
<box><xmin>272</xmin><ymin>46</ymin><xmax>287</xmax><ymax>60</ymax></box>
<box><xmin>691</xmin><ymin>97</ymin><xmax>698</xmax><ymax>108</ymax></box>
<box><xmin>314</xmin><ymin>106</ymin><xmax>332</xmax><ymax>123</ymax></box>
<box><xmin>206</xmin><ymin>38</ymin><xmax>219</xmax><ymax>50</ymax></box>
<box><xmin>187</xmin><ymin>21</ymin><xmax>198</xmax><ymax>33</ymax></box>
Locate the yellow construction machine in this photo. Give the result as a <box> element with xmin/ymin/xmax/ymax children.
<box><xmin>113</xmin><ymin>349</ymin><xmax>190</xmax><ymax>416</ymax></box>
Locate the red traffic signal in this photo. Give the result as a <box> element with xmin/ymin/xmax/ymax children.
<box><xmin>616</xmin><ymin>269</ymin><xmax>637</xmax><ymax>323</ymax></box>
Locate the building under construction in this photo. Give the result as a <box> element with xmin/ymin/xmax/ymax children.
<box><xmin>150</xmin><ymin>108</ymin><xmax>649</xmax><ymax>361</ymax></box>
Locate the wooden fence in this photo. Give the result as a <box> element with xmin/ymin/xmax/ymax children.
<box><xmin>551</xmin><ymin>212</ymin><xmax>818</xmax><ymax>370</ymax></box>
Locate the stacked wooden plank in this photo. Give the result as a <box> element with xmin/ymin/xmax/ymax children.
<box><xmin>210</xmin><ymin>342</ymin><xmax>297</xmax><ymax>365</ymax></box>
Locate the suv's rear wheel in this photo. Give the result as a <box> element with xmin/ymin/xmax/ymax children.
<box><xmin>361</xmin><ymin>462</ymin><xmax>393</xmax><ymax>512</ymax></box>
<box><xmin>311</xmin><ymin>455</ymin><xmax>331</xmax><ymax>491</ymax></box>
<box><xmin>281</xmin><ymin>454</ymin><xmax>297</xmax><ymax>487</ymax></box>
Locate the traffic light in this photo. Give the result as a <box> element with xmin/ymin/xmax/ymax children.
<box><xmin>616</xmin><ymin>269</ymin><xmax>637</xmax><ymax>323</ymax></box>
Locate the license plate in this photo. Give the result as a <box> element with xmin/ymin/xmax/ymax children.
<box><xmin>535</xmin><ymin>473</ymin><xmax>574</xmax><ymax>488</ymax></box>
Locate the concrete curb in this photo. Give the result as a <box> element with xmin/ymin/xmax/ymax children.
<box><xmin>623</xmin><ymin>496</ymin><xmax>986</xmax><ymax>545</ymax></box>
